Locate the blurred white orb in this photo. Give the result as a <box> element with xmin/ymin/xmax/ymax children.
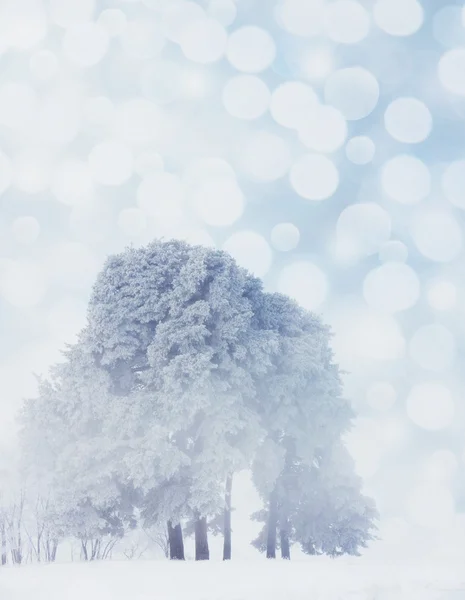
<box><xmin>179</xmin><ymin>18</ymin><xmax>227</xmax><ymax>64</ymax></box>
<box><xmin>37</xmin><ymin>91</ymin><xmax>80</xmax><ymax>147</ymax></box>
<box><xmin>425</xmin><ymin>450</ymin><xmax>458</xmax><ymax>483</ymax></box>
<box><xmin>427</xmin><ymin>280</ymin><xmax>457</xmax><ymax>311</ymax></box>
<box><xmin>139</xmin><ymin>59</ymin><xmax>183</xmax><ymax>105</ymax></box>
<box><xmin>63</xmin><ymin>23</ymin><xmax>109</xmax><ymax>67</ymax></box>
<box><xmin>223</xmin><ymin>231</ymin><xmax>272</xmax><ymax>278</ymax></box>
<box><xmin>407</xmin><ymin>484</ymin><xmax>455</xmax><ymax>530</ymax></box>
<box><xmin>0</xmin><ymin>82</ymin><xmax>37</xmax><ymax>133</ymax></box>
<box><xmin>83</xmin><ymin>96</ymin><xmax>115</xmax><ymax>129</ymax></box>
<box><xmin>336</xmin><ymin>203</ymin><xmax>391</xmax><ymax>261</ymax></box>
<box><xmin>270</xmin><ymin>223</ymin><xmax>300</xmax><ymax>252</ymax></box>
<box><xmin>0</xmin><ymin>0</ymin><xmax>47</xmax><ymax>50</ymax></box>
<box><xmin>98</xmin><ymin>9</ymin><xmax>127</xmax><ymax>37</ymax></box>
<box><xmin>301</xmin><ymin>47</ymin><xmax>333</xmax><ymax>81</ymax></box>
<box><xmin>162</xmin><ymin>1</ymin><xmax>206</xmax><ymax>43</ymax></box>
<box><xmin>298</xmin><ymin>105</ymin><xmax>347</xmax><ymax>153</ymax></box>
<box><xmin>46</xmin><ymin>242</ymin><xmax>100</xmax><ymax>291</ymax></box>
<box><xmin>11</xmin><ymin>216</ymin><xmax>40</xmax><ymax>245</ymax></box>
<box><xmin>223</xmin><ymin>75</ymin><xmax>270</xmax><ymax>120</ymax></box>
<box><xmin>115</xmin><ymin>99</ymin><xmax>161</xmax><ymax>145</ymax></box>
<box><xmin>324</xmin><ymin>0</ymin><xmax>370</xmax><ymax>44</ymax></box>
<box><xmin>49</xmin><ymin>0</ymin><xmax>95</xmax><ymax>28</ymax></box>
<box><xmin>137</xmin><ymin>173</ymin><xmax>186</xmax><ymax>226</ymax></box>
<box><xmin>381</xmin><ymin>155</ymin><xmax>431</xmax><ymax>204</ymax></box>
<box><xmin>192</xmin><ymin>178</ymin><xmax>244</xmax><ymax>227</ymax></box>
<box><xmin>442</xmin><ymin>160</ymin><xmax>465</xmax><ymax>209</ymax></box>
<box><xmin>240</xmin><ymin>132</ymin><xmax>291</xmax><ymax>182</ymax></box>
<box><xmin>363</xmin><ymin>263</ymin><xmax>420</xmax><ymax>313</ymax></box>
<box><xmin>411</xmin><ymin>210</ymin><xmax>462</xmax><ymax>262</ymax></box>
<box><xmin>352</xmin><ymin>313</ymin><xmax>406</xmax><ymax>361</ymax></box>
<box><xmin>121</xmin><ymin>20</ymin><xmax>165</xmax><ymax>59</ymax></box>
<box><xmin>384</xmin><ymin>97</ymin><xmax>432</xmax><ymax>143</ymax></box>
<box><xmin>183</xmin><ymin>157</ymin><xmax>236</xmax><ymax>187</ymax></box>
<box><xmin>226</xmin><ymin>26</ymin><xmax>276</xmax><ymax>73</ymax></box>
<box><xmin>0</xmin><ymin>150</ymin><xmax>12</xmax><ymax>196</ymax></box>
<box><xmin>89</xmin><ymin>141</ymin><xmax>134</xmax><ymax>186</ymax></box>
<box><xmin>30</xmin><ymin>50</ymin><xmax>59</xmax><ymax>81</ymax></box>
<box><xmin>409</xmin><ymin>324</ymin><xmax>456</xmax><ymax>372</ymax></box>
<box><xmin>433</xmin><ymin>6</ymin><xmax>465</xmax><ymax>48</ymax></box>
<box><xmin>373</xmin><ymin>0</ymin><xmax>423</xmax><ymax>37</ymax></box>
<box><xmin>13</xmin><ymin>152</ymin><xmax>53</xmax><ymax>194</ymax></box>
<box><xmin>117</xmin><ymin>208</ymin><xmax>148</xmax><ymax>237</ymax></box>
<box><xmin>379</xmin><ymin>240</ymin><xmax>408</xmax><ymax>263</ymax></box>
<box><xmin>52</xmin><ymin>159</ymin><xmax>94</xmax><ymax>206</ymax></box>
<box><xmin>0</xmin><ymin>259</ymin><xmax>47</xmax><ymax>307</ymax></box>
<box><xmin>407</xmin><ymin>382</ymin><xmax>455</xmax><ymax>430</ymax></box>
<box><xmin>345</xmin><ymin>136</ymin><xmax>375</xmax><ymax>165</ymax></box>
<box><xmin>324</xmin><ymin>67</ymin><xmax>379</xmax><ymax>120</ymax></box>
<box><xmin>277</xmin><ymin>261</ymin><xmax>328</xmax><ymax>310</ymax></box>
<box><xmin>438</xmin><ymin>48</ymin><xmax>465</xmax><ymax>96</ymax></box>
<box><xmin>134</xmin><ymin>152</ymin><xmax>164</xmax><ymax>177</ymax></box>
<box><xmin>277</xmin><ymin>0</ymin><xmax>325</xmax><ymax>37</ymax></box>
<box><xmin>270</xmin><ymin>81</ymin><xmax>319</xmax><ymax>130</ymax></box>
<box><xmin>366</xmin><ymin>382</ymin><xmax>397</xmax><ymax>411</ymax></box>
<box><xmin>207</xmin><ymin>0</ymin><xmax>236</xmax><ymax>26</ymax></box>
<box><xmin>290</xmin><ymin>154</ymin><xmax>339</xmax><ymax>201</ymax></box>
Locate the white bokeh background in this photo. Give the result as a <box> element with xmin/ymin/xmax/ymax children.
<box><xmin>0</xmin><ymin>0</ymin><xmax>465</xmax><ymax>563</ymax></box>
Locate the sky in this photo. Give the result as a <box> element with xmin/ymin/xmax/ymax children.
<box><xmin>1</xmin><ymin>0</ymin><xmax>465</xmax><ymax>560</ymax></box>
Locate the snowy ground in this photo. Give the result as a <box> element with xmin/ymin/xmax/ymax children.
<box><xmin>1</xmin><ymin>558</ymin><xmax>465</xmax><ymax>600</ymax></box>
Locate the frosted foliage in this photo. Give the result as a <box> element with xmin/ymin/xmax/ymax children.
<box><xmin>0</xmin><ymin>259</ymin><xmax>47</xmax><ymax>307</ymax></box>
<box><xmin>409</xmin><ymin>324</ymin><xmax>456</xmax><ymax>372</ymax></box>
<box><xmin>89</xmin><ymin>141</ymin><xmax>133</xmax><ymax>186</ymax></box>
<box><xmin>180</xmin><ymin>18</ymin><xmax>227</xmax><ymax>64</ymax></box>
<box><xmin>381</xmin><ymin>155</ymin><xmax>431</xmax><ymax>204</ymax></box>
<box><xmin>63</xmin><ymin>24</ymin><xmax>109</xmax><ymax>67</ymax></box>
<box><xmin>240</xmin><ymin>132</ymin><xmax>291</xmax><ymax>182</ymax></box>
<box><xmin>411</xmin><ymin>210</ymin><xmax>462</xmax><ymax>262</ymax></box>
<box><xmin>290</xmin><ymin>154</ymin><xmax>339</xmax><ymax>200</ymax></box>
<box><xmin>407</xmin><ymin>382</ymin><xmax>455</xmax><ymax>430</ymax></box>
<box><xmin>49</xmin><ymin>0</ymin><xmax>95</xmax><ymax>28</ymax></box>
<box><xmin>438</xmin><ymin>49</ymin><xmax>465</xmax><ymax>96</ymax></box>
<box><xmin>226</xmin><ymin>27</ymin><xmax>276</xmax><ymax>73</ymax></box>
<box><xmin>117</xmin><ymin>208</ymin><xmax>147</xmax><ymax>237</ymax></box>
<box><xmin>223</xmin><ymin>76</ymin><xmax>270</xmax><ymax>120</ymax></box>
<box><xmin>270</xmin><ymin>82</ymin><xmax>319</xmax><ymax>129</ymax></box>
<box><xmin>207</xmin><ymin>0</ymin><xmax>236</xmax><ymax>26</ymax></box>
<box><xmin>192</xmin><ymin>178</ymin><xmax>244</xmax><ymax>226</ymax></box>
<box><xmin>223</xmin><ymin>231</ymin><xmax>272</xmax><ymax>277</ymax></box>
<box><xmin>11</xmin><ymin>216</ymin><xmax>40</xmax><ymax>244</ymax></box>
<box><xmin>270</xmin><ymin>223</ymin><xmax>300</xmax><ymax>252</ymax></box>
<box><xmin>324</xmin><ymin>1</ymin><xmax>370</xmax><ymax>44</ymax></box>
<box><xmin>379</xmin><ymin>241</ymin><xmax>408</xmax><ymax>263</ymax></box>
<box><xmin>427</xmin><ymin>280</ymin><xmax>457</xmax><ymax>311</ymax></box>
<box><xmin>442</xmin><ymin>160</ymin><xmax>465</xmax><ymax>209</ymax></box>
<box><xmin>277</xmin><ymin>261</ymin><xmax>327</xmax><ymax>310</ymax></box>
<box><xmin>363</xmin><ymin>263</ymin><xmax>419</xmax><ymax>313</ymax></box>
<box><xmin>324</xmin><ymin>67</ymin><xmax>380</xmax><ymax>120</ymax></box>
<box><xmin>97</xmin><ymin>10</ymin><xmax>127</xmax><ymax>37</ymax></box>
<box><xmin>407</xmin><ymin>485</ymin><xmax>455</xmax><ymax>530</ymax></box>
<box><xmin>30</xmin><ymin>50</ymin><xmax>59</xmax><ymax>81</ymax></box>
<box><xmin>298</xmin><ymin>105</ymin><xmax>347</xmax><ymax>153</ymax></box>
<box><xmin>384</xmin><ymin>98</ymin><xmax>432</xmax><ymax>143</ymax></box>
<box><xmin>277</xmin><ymin>0</ymin><xmax>325</xmax><ymax>37</ymax></box>
<box><xmin>121</xmin><ymin>21</ymin><xmax>165</xmax><ymax>59</ymax></box>
<box><xmin>373</xmin><ymin>0</ymin><xmax>423</xmax><ymax>37</ymax></box>
<box><xmin>366</xmin><ymin>382</ymin><xmax>397</xmax><ymax>411</ymax></box>
<box><xmin>345</xmin><ymin>136</ymin><xmax>375</xmax><ymax>165</ymax></box>
<box><xmin>336</xmin><ymin>203</ymin><xmax>391</xmax><ymax>261</ymax></box>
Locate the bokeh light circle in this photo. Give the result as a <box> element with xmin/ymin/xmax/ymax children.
<box><xmin>407</xmin><ymin>382</ymin><xmax>455</xmax><ymax>430</ymax></box>
<box><xmin>324</xmin><ymin>67</ymin><xmax>380</xmax><ymax>120</ymax></box>
<box><xmin>290</xmin><ymin>154</ymin><xmax>339</xmax><ymax>200</ymax></box>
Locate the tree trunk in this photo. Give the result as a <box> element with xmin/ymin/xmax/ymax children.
<box><xmin>194</xmin><ymin>515</ymin><xmax>209</xmax><ymax>561</ymax></box>
<box><xmin>223</xmin><ymin>474</ymin><xmax>233</xmax><ymax>561</ymax></box>
<box><xmin>266</xmin><ymin>490</ymin><xmax>278</xmax><ymax>559</ymax></box>
<box><xmin>167</xmin><ymin>521</ymin><xmax>185</xmax><ymax>560</ymax></box>
<box><xmin>280</xmin><ymin>527</ymin><xmax>290</xmax><ymax>560</ymax></box>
